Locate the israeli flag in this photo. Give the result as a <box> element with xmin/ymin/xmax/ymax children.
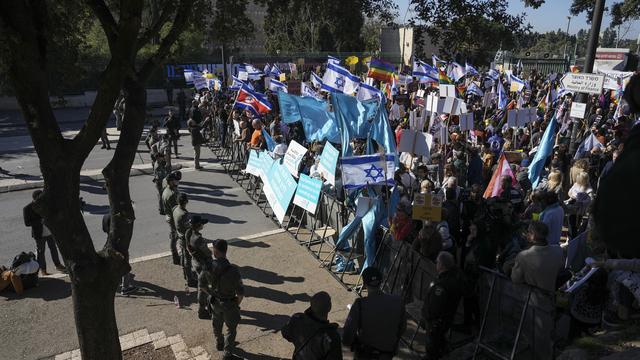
<box><xmin>413</xmin><ymin>59</ymin><xmax>438</xmax><ymax>83</ymax></box>
<box><xmin>328</xmin><ymin>55</ymin><xmax>340</xmax><ymax>65</ymax></box>
<box><xmin>269</xmin><ymin>79</ymin><xmax>288</xmax><ymax>93</ymax></box>
<box><xmin>341</xmin><ymin>154</ymin><xmax>396</xmax><ymax>189</ymax></box>
<box><xmin>270</xmin><ymin>64</ymin><xmax>282</xmax><ymax>78</ymax></box>
<box><xmin>357</xmin><ymin>82</ymin><xmax>383</xmax><ymax>101</ymax></box>
<box><xmin>243</xmin><ymin>63</ymin><xmax>263</xmax><ymax>80</ymax></box>
<box><xmin>432</xmin><ymin>54</ymin><xmax>444</xmax><ymax>68</ymax></box>
<box><xmin>467</xmin><ymin>82</ymin><xmax>484</xmax><ymax>97</ymax></box>
<box><xmin>301</xmin><ymin>82</ymin><xmax>322</xmax><ymax>100</ymax></box>
<box><xmin>321</xmin><ymin>63</ymin><xmax>360</xmax><ymax>94</ymax></box>
<box><xmin>487</xmin><ymin>68</ymin><xmax>500</xmax><ymax>81</ymax></box>
<box><xmin>497</xmin><ymin>81</ymin><xmax>508</xmax><ymax>110</ymax></box>
<box><xmin>310</xmin><ymin>72</ymin><xmax>323</xmax><ymax>88</ymax></box>
<box><xmin>465</xmin><ymin>62</ymin><xmax>479</xmax><ymax>76</ymax></box>
<box><xmin>229</xmin><ymin>76</ymin><xmax>253</xmax><ymax>91</ymax></box>
<box><xmin>510</xmin><ymin>74</ymin><xmax>526</xmax><ymax>92</ymax></box>
<box><xmin>450</xmin><ymin>62</ymin><xmax>466</xmax><ymax>82</ymax></box>
<box><xmin>264</xmin><ymin>63</ymin><xmax>272</xmax><ymax>75</ymax></box>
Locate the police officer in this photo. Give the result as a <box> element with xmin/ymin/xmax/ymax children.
<box><xmin>343</xmin><ymin>267</ymin><xmax>406</xmax><ymax>359</ymax></box>
<box><xmin>202</xmin><ymin>239</ymin><xmax>244</xmax><ymax>360</ymax></box>
<box><xmin>422</xmin><ymin>251</ymin><xmax>467</xmax><ymax>359</ymax></box>
<box><xmin>162</xmin><ymin>171</ymin><xmax>181</xmax><ymax>265</ymax></box>
<box><xmin>153</xmin><ymin>152</ymin><xmax>170</xmax><ymax>215</ymax></box>
<box><xmin>186</xmin><ymin>215</ymin><xmax>213</xmax><ymax>319</ymax></box>
<box><xmin>172</xmin><ymin>193</ymin><xmax>196</xmax><ymax>287</ymax></box>
<box><xmin>282</xmin><ymin>291</ymin><xmax>343</xmax><ymax>359</ymax></box>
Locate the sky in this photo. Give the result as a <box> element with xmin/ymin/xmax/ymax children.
<box><xmin>395</xmin><ymin>0</ymin><xmax>640</xmax><ymax>40</ymax></box>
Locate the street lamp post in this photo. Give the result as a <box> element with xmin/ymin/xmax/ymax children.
<box><xmin>563</xmin><ymin>16</ymin><xmax>572</xmax><ymax>61</ymax></box>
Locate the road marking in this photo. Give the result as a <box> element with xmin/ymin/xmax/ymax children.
<box><xmin>43</xmin><ymin>228</ymin><xmax>284</xmax><ymax>279</ymax></box>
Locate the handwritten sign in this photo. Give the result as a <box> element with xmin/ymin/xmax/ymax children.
<box><xmin>412</xmin><ymin>193</ymin><xmax>443</xmax><ymax>221</ymax></box>
<box><xmin>560</xmin><ymin>73</ymin><xmax>605</xmax><ymax>95</ymax></box>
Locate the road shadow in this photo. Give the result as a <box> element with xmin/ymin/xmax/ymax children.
<box><xmin>179</xmin><ymin>186</ymin><xmax>228</xmax><ymax>198</ymax></box>
<box><xmin>239</xmin><ymin>266</ymin><xmax>304</xmax><ymax>285</ymax></box>
<box><xmin>0</xmin><ymin>276</ymin><xmax>71</xmax><ymax>301</ymax></box>
<box><xmin>229</xmin><ymin>240</ymin><xmax>270</xmax><ymax>249</ymax></box>
<box><xmin>79</xmin><ymin>182</ymin><xmax>107</xmax><ymax>195</ymax></box>
<box><xmin>240</xmin><ymin>309</ymin><xmax>290</xmax><ymax>333</ymax></box>
<box><xmin>244</xmin><ymin>285</ymin><xmax>310</xmax><ymax>305</ymax></box>
<box><xmin>0</xmin><ymin>166</ymin><xmax>41</xmax><ymax>181</ymax></box>
<box><xmin>125</xmin><ymin>279</ymin><xmax>196</xmax><ymax>308</ymax></box>
<box><xmin>192</xmin><ymin>212</ymin><xmax>246</xmax><ymax>225</ymax></box>
<box><xmin>188</xmin><ymin>194</ymin><xmax>251</xmax><ymax>208</ymax></box>
<box><xmin>179</xmin><ymin>181</ymin><xmax>231</xmax><ymax>190</ymax></box>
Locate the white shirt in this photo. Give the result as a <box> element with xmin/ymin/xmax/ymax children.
<box><xmin>13</xmin><ymin>260</ymin><xmax>40</xmax><ymax>275</ymax></box>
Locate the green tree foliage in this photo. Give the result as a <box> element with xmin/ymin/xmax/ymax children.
<box><xmin>361</xmin><ymin>18</ymin><xmax>384</xmax><ymax>53</ymax></box>
<box><xmin>208</xmin><ymin>0</ymin><xmax>255</xmax><ymax>50</ymax></box>
<box><xmin>410</xmin><ymin>0</ymin><xmax>529</xmax><ymax>63</ymax></box>
<box><xmin>260</xmin><ymin>0</ymin><xmax>397</xmax><ymax>54</ymax></box>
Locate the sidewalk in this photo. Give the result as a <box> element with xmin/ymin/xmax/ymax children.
<box><xmin>2</xmin><ymin>232</ymin><xmax>364</xmax><ymax>359</ymax></box>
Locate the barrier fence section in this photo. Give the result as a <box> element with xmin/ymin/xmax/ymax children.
<box><xmin>207</xmin><ymin>125</ymin><xmax>558</xmax><ymax>358</ymax></box>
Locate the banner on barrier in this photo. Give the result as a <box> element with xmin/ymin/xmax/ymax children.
<box><xmin>263</xmin><ymin>162</ymin><xmax>298</xmax><ymax>223</ymax></box>
<box><xmin>283</xmin><ymin>140</ymin><xmax>308</xmax><ymax>177</ymax></box>
<box><xmin>259</xmin><ymin>152</ymin><xmax>276</xmax><ymax>180</ymax></box>
<box><xmin>317</xmin><ymin>142</ymin><xmax>339</xmax><ymax>185</ymax></box>
<box><xmin>293</xmin><ymin>174</ymin><xmax>323</xmax><ymax>214</ymax></box>
<box><xmin>245</xmin><ymin>150</ymin><xmax>262</xmax><ymax>177</ymax></box>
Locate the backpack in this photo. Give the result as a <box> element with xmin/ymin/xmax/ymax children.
<box><xmin>11</xmin><ymin>251</ymin><xmax>36</xmax><ymax>269</ymax></box>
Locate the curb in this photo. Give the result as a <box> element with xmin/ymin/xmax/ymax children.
<box><xmin>0</xmin><ymin>163</ymin><xmax>185</xmax><ymax>194</ymax></box>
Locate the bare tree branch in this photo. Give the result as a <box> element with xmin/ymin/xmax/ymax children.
<box><xmin>138</xmin><ymin>0</ymin><xmax>194</xmax><ymax>81</ymax></box>
<box><xmin>84</xmin><ymin>0</ymin><xmax>119</xmax><ymax>50</ymax></box>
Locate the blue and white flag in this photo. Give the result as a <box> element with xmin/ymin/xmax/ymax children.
<box><xmin>183</xmin><ymin>69</ymin><xmax>197</xmax><ymax>84</ymax></box>
<box><xmin>263</xmin><ymin>63</ymin><xmax>272</xmax><ymax>75</ymax></box>
<box><xmin>412</xmin><ymin>59</ymin><xmax>438</xmax><ymax>82</ymax></box>
<box><xmin>277</xmin><ymin>92</ymin><xmax>341</xmax><ymax>143</ymax></box>
<box><xmin>321</xmin><ymin>63</ymin><xmax>360</xmax><ymax>94</ymax></box>
<box><xmin>467</xmin><ymin>82</ymin><xmax>484</xmax><ymax>97</ymax></box>
<box><xmin>301</xmin><ymin>82</ymin><xmax>322</xmax><ymax>99</ymax></box>
<box><xmin>357</xmin><ymin>82</ymin><xmax>383</xmax><ymax>101</ymax></box>
<box><xmin>574</xmin><ymin>133</ymin><xmax>604</xmax><ymax>159</ymax></box>
<box><xmin>243</xmin><ymin>63</ymin><xmax>263</xmax><ymax>80</ymax></box>
<box><xmin>529</xmin><ymin>115</ymin><xmax>558</xmax><ymax>188</ymax></box>
<box><xmin>327</xmin><ymin>55</ymin><xmax>340</xmax><ymax>66</ymax></box>
<box><xmin>465</xmin><ymin>62</ymin><xmax>479</xmax><ymax>76</ymax></box>
<box><xmin>510</xmin><ymin>74</ymin><xmax>526</xmax><ymax>92</ymax></box>
<box><xmin>270</xmin><ymin>64</ymin><xmax>282</xmax><ymax>78</ymax></box>
<box><xmin>229</xmin><ymin>75</ymin><xmax>253</xmax><ymax>91</ymax></box>
<box><xmin>341</xmin><ymin>154</ymin><xmax>396</xmax><ymax>189</ymax></box>
<box><xmin>487</xmin><ymin>68</ymin><xmax>500</xmax><ymax>81</ymax></box>
<box><xmin>450</xmin><ymin>62</ymin><xmax>466</xmax><ymax>82</ymax></box>
<box><xmin>432</xmin><ymin>54</ymin><xmax>444</xmax><ymax>68</ymax></box>
<box><xmin>268</xmin><ymin>79</ymin><xmax>288</xmax><ymax>93</ymax></box>
<box><xmin>310</xmin><ymin>72</ymin><xmax>323</xmax><ymax>88</ymax></box>
<box><xmin>497</xmin><ymin>81</ymin><xmax>508</xmax><ymax>110</ymax></box>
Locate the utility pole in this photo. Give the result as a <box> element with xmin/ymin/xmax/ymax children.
<box><xmin>569</xmin><ymin>0</ymin><xmax>605</xmax><ymax>155</ymax></box>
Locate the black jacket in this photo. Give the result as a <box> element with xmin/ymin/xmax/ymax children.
<box><xmin>23</xmin><ymin>203</ymin><xmax>42</xmax><ymax>239</ymax></box>
<box><xmin>282</xmin><ymin>309</ymin><xmax>343</xmax><ymax>360</ymax></box>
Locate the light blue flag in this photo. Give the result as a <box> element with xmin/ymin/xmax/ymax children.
<box><xmin>367</xmin><ymin>98</ymin><xmax>398</xmax><ymax>162</ymax></box>
<box><xmin>331</xmin><ymin>93</ymin><xmax>379</xmax><ymax>156</ymax></box>
<box><xmin>262</xmin><ymin>128</ymin><xmax>275</xmax><ymax>151</ymax></box>
<box><xmin>277</xmin><ymin>92</ymin><xmax>341</xmax><ymax>143</ymax></box>
<box><xmin>574</xmin><ymin>133</ymin><xmax>603</xmax><ymax>160</ymax></box>
<box><xmin>528</xmin><ymin>115</ymin><xmax>558</xmax><ymax>188</ymax></box>
<box><xmin>497</xmin><ymin>81</ymin><xmax>508</xmax><ymax>110</ymax></box>
<box><xmin>361</xmin><ymin>196</ymin><xmax>385</xmax><ymax>271</ymax></box>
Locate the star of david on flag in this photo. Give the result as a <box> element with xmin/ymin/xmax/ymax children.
<box><xmin>341</xmin><ymin>154</ymin><xmax>396</xmax><ymax>189</ymax></box>
<box><xmin>321</xmin><ymin>63</ymin><xmax>360</xmax><ymax>94</ymax></box>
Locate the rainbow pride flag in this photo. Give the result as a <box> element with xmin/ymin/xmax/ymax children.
<box><xmin>368</xmin><ymin>59</ymin><xmax>396</xmax><ymax>83</ymax></box>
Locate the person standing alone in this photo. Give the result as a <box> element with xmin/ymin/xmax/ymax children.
<box><xmin>23</xmin><ymin>190</ymin><xmax>65</xmax><ymax>276</ymax></box>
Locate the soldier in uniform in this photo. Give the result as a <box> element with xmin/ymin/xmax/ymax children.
<box><xmin>201</xmin><ymin>239</ymin><xmax>244</xmax><ymax>360</ymax></box>
<box><xmin>153</xmin><ymin>152</ymin><xmax>171</xmax><ymax>215</ymax></box>
<box><xmin>162</xmin><ymin>171</ymin><xmax>181</xmax><ymax>265</ymax></box>
<box><xmin>172</xmin><ymin>193</ymin><xmax>196</xmax><ymax>287</ymax></box>
<box><xmin>343</xmin><ymin>267</ymin><xmax>406</xmax><ymax>359</ymax></box>
<box><xmin>282</xmin><ymin>291</ymin><xmax>343</xmax><ymax>359</ymax></box>
<box><xmin>186</xmin><ymin>215</ymin><xmax>213</xmax><ymax>319</ymax></box>
<box><xmin>422</xmin><ymin>251</ymin><xmax>468</xmax><ymax>359</ymax></box>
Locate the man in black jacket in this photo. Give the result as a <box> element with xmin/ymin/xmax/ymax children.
<box><xmin>23</xmin><ymin>190</ymin><xmax>64</xmax><ymax>276</ymax></box>
<box><xmin>282</xmin><ymin>291</ymin><xmax>342</xmax><ymax>360</ymax></box>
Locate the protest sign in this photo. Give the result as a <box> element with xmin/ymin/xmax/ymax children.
<box><xmin>439</xmin><ymin>84</ymin><xmax>456</xmax><ymax>98</ymax></box>
<box><xmin>283</xmin><ymin>140</ymin><xmax>307</xmax><ymax>177</ymax></box>
<box><xmin>459</xmin><ymin>113</ymin><xmax>474</xmax><ymax>131</ymax></box>
<box><xmin>570</xmin><ymin>102</ymin><xmax>587</xmax><ymax>119</ymax></box>
<box><xmin>412</xmin><ymin>193</ymin><xmax>443</xmax><ymax>221</ymax></box>
<box><xmin>245</xmin><ymin>150</ymin><xmax>262</xmax><ymax>177</ymax></box>
<box><xmin>259</xmin><ymin>152</ymin><xmax>276</xmax><ymax>180</ymax></box>
<box><xmin>193</xmin><ymin>76</ymin><xmax>207</xmax><ymax>90</ymax></box>
<box><xmin>560</xmin><ymin>73</ymin><xmax>605</xmax><ymax>95</ymax></box>
<box><xmin>293</xmin><ymin>174</ymin><xmax>323</xmax><ymax>214</ymax></box>
<box><xmin>398</xmin><ymin>130</ymin><xmax>430</xmax><ymax>157</ymax></box>
<box><xmin>263</xmin><ymin>162</ymin><xmax>297</xmax><ymax>223</ymax></box>
<box><xmin>317</xmin><ymin>142</ymin><xmax>339</xmax><ymax>185</ymax></box>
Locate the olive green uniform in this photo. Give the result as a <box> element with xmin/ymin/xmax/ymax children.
<box><xmin>162</xmin><ymin>185</ymin><xmax>180</xmax><ymax>264</ymax></box>
<box><xmin>173</xmin><ymin>205</ymin><xmax>195</xmax><ymax>284</ymax></box>
<box><xmin>187</xmin><ymin>228</ymin><xmax>213</xmax><ymax>316</ymax></box>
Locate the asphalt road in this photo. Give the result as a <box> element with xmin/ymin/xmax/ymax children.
<box><xmin>0</xmin><ymin>165</ymin><xmax>278</xmax><ymax>267</ymax></box>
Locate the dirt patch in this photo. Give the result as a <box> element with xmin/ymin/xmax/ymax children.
<box><xmin>123</xmin><ymin>343</ymin><xmax>174</xmax><ymax>360</ymax></box>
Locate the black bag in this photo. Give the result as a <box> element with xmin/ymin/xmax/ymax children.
<box><xmin>11</xmin><ymin>251</ymin><xmax>36</xmax><ymax>269</ymax></box>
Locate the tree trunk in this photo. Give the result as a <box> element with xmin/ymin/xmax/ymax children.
<box><xmin>39</xmin><ymin>161</ymin><xmax>127</xmax><ymax>360</ymax></box>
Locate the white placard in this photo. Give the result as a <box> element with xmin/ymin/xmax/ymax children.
<box><xmin>570</xmin><ymin>102</ymin><xmax>587</xmax><ymax>119</ymax></box>
<box><xmin>416</xmin><ymin>89</ymin><xmax>425</xmax><ymax>98</ymax></box>
<box><xmin>459</xmin><ymin>113</ymin><xmax>474</xmax><ymax>131</ymax></box>
<box><xmin>233</xmin><ymin>119</ymin><xmax>241</xmax><ymax>137</ymax></box>
<box><xmin>439</xmin><ymin>84</ymin><xmax>456</xmax><ymax>98</ymax></box>
<box><xmin>398</xmin><ymin>129</ymin><xmax>431</xmax><ymax>157</ymax></box>
<box><xmin>560</xmin><ymin>73</ymin><xmax>605</xmax><ymax>95</ymax></box>
<box><xmin>437</xmin><ymin>97</ymin><xmax>456</xmax><ymax>114</ymax></box>
<box><xmin>283</xmin><ymin>140</ymin><xmax>307</xmax><ymax>177</ymax></box>
<box><xmin>425</xmin><ymin>94</ymin><xmax>439</xmax><ymax>112</ymax></box>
